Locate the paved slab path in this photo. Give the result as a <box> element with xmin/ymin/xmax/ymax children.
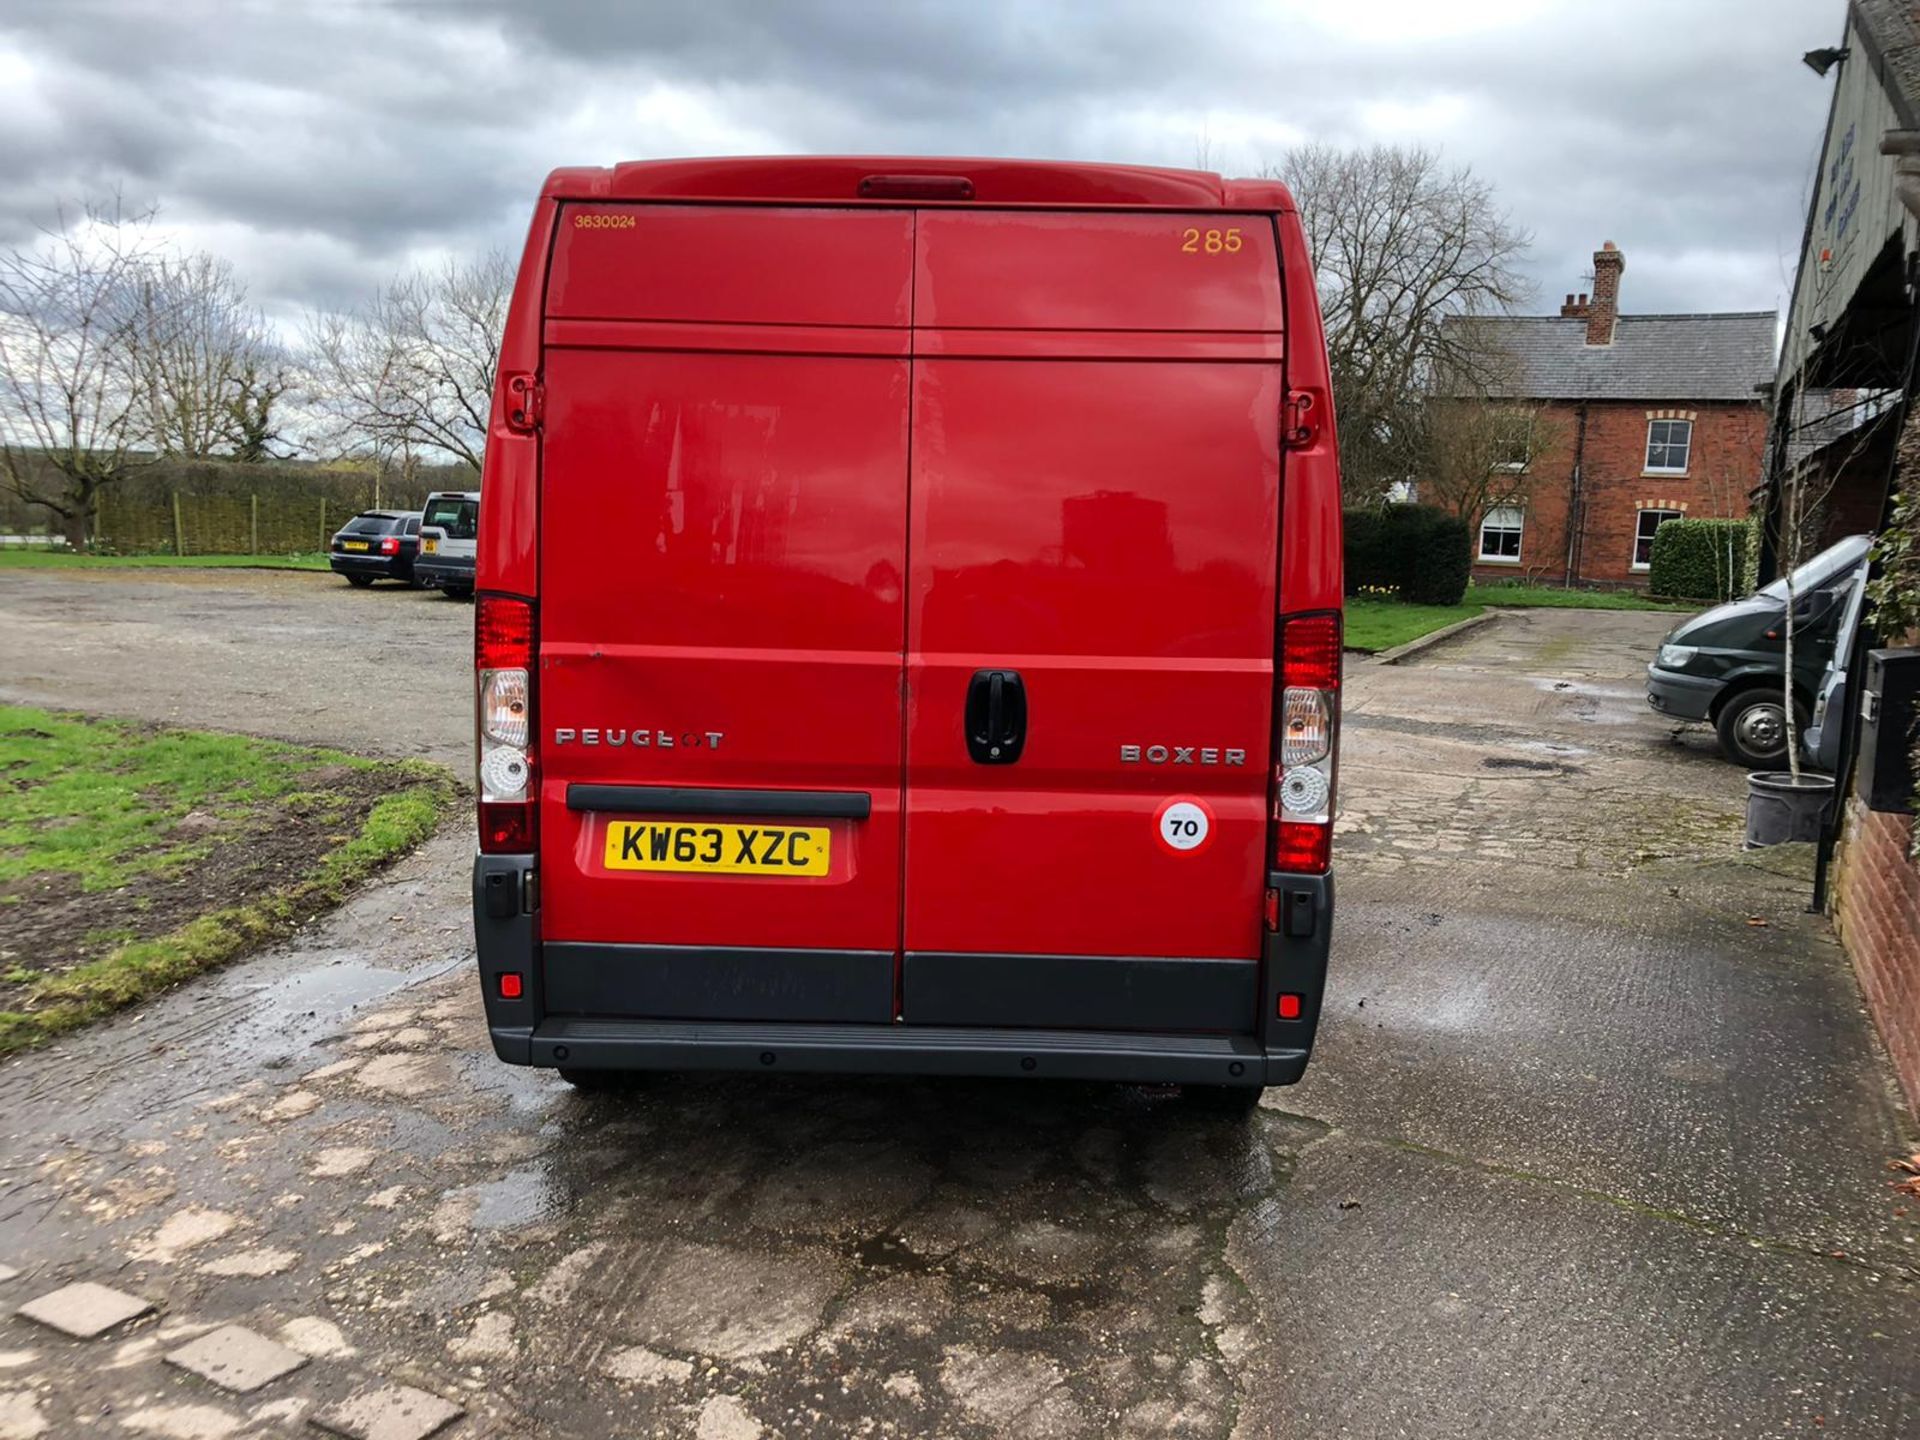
<box><xmin>0</xmin><ymin>570</ymin><xmax>1913</xmax><ymax>1437</ymax></box>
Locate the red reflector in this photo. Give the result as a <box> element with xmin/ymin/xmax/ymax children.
<box><xmin>480</xmin><ymin>801</ymin><xmax>535</xmax><ymax>853</ymax></box>
<box><xmin>477</xmin><ymin>594</ymin><xmax>534</xmax><ymax>670</ymax></box>
<box><xmin>1277</xmin><ymin>993</ymin><xmax>1303</xmax><ymax>1020</ymax></box>
<box><xmin>1275</xmin><ymin>819</ymin><xmax>1331</xmax><ymax>874</ymax></box>
<box><xmin>1263</xmin><ymin>887</ymin><xmax>1280</xmax><ymax>931</ymax></box>
<box><xmin>858</xmin><ymin>173</ymin><xmax>974</xmax><ymax>200</ymax></box>
<box><xmin>498</xmin><ymin>973</ymin><xmax>523</xmax><ymax>1000</ymax></box>
<box><xmin>1282</xmin><ymin>612</ymin><xmax>1342</xmax><ymax>690</ymax></box>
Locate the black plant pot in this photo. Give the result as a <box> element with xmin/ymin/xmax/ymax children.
<box><xmin>1744</xmin><ymin>771</ymin><xmax>1836</xmax><ymax>848</ymax></box>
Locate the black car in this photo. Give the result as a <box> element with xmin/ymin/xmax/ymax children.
<box><xmin>1646</xmin><ymin>533</ymin><xmax>1872</xmax><ymax>768</ymax></box>
<box><xmin>328</xmin><ymin>510</ymin><xmax>422</xmax><ymax>587</ymax></box>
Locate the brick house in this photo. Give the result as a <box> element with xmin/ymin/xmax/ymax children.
<box><xmin>1448</xmin><ymin>243</ymin><xmax>1775</xmax><ymax>588</ymax></box>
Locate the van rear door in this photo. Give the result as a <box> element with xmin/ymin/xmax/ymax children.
<box><xmin>535</xmin><ymin>206</ymin><xmax>913</xmax><ymax>1022</ymax></box>
<box><xmin>902</xmin><ymin>212</ymin><xmax>1284</xmax><ymax>1014</ymax></box>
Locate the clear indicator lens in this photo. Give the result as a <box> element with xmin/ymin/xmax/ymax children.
<box><xmin>480</xmin><ymin>743</ymin><xmax>529</xmax><ymax>800</ymax></box>
<box><xmin>1281</xmin><ymin>687</ymin><xmax>1331</xmax><ymax>766</ymax></box>
<box><xmin>481</xmin><ymin>668</ymin><xmax>530</xmax><ymax>747</ymax></box>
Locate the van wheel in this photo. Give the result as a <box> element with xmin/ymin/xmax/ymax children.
<box><xmin>345</xmin><ymin>574</ymin><xmax>375</xmax><ymax>588</ymax></box>
<box><xmin>1183</xmin><ymin>1084</ymin><xmax>1265</xmax><ymax>1115</ymax></box>
<box><xmin>1715</xmin><ymin>690</ymin><xmax>1799</xmax><ymax>769</ymax></box>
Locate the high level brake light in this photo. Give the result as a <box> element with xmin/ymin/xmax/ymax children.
<box><xmin>477</xmin><ymin>595</ymin><xmax>536</xmax><ymax>853</ymax></box>
<box><xmin>1273</xmin><ymin>612</ymin><xmax>1340</xmax><ymax>873</ymax></box>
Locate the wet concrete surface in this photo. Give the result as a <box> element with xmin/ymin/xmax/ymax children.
<box><xmin>0</xmin><ymin>572</ymin><xmax>1915</xmax><ymax>1437</ymax></box>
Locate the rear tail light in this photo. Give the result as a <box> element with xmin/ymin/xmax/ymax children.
<box><xmin>477</xmin><ymin>595</ymin><xmax>536</xmax><ymax>854</ymax></box>
<box><xmin>1272</xmin><ymin>612</ymin><xmax>1340</xmax><ymax>874</ymax></box>
<box><xmin>380</xmin><ymin>536</ymin><xmax>399</xmax><ymax>555</ymax></box>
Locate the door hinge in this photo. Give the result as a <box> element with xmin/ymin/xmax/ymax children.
<box><xmin>504</xmin><ymin>372</ymin><xmax>544</xmax><ymax>434</ymax></box>
<box><xmin>1282</xmin><ymin>389</ymin><xmax>1318</xmax><ymax>449</ymax></box>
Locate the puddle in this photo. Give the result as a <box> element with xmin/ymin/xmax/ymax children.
<box><xmin>460</xmin><ymin>1166</ymin><xmax>568</xmax><ymax>1230</ymax></box>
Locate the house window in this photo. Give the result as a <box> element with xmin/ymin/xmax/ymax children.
<box><xmin>1478</xmin><ymin>505</ymin><xmax>1524</xmax><ymax>562</ymax></box>
<box><xmin>1645</xmin><ymin>418</ymin><xmax>1692</xmax><ymax>474</ymax></box>
<box><xmin>1632</xmin><ymin>508</ymin><xmax>1682</xmax><ymax>570</ymax></box>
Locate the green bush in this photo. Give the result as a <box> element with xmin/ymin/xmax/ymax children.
<box><xmin>1342</xmin><ymin>508</ymin><xmax>1395</xmax><ymax>592</ymax></box>
<box><xmin>1648</xmin><ymin>518</ymin><xmax>1751</xmax><ymax>602</ymax></box>
<box><xmin>1393</xmin><ymin>505</ymin><xmax>1473</xmax><ymax>604</ymax></box>
<box><xmin>1342</xmin><ymin>504</ymin><xmax>1472</xmax><ymax>606</ymax></box>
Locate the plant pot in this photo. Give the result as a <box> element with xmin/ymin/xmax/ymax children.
<box><xmin>1744</xmin><ymin>771</ymin><xmax>1836</xmax><ymax>848</ymax></box>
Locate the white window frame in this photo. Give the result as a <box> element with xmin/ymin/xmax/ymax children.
<box><xmin>1478</xmin><ymin>505</ymin><xmax>1525</xmax><ymax>564</ymax></box>
<box><xmin>1644</xmin><ymin>418</ymin><xmax>1693</xmax><ymax>475</ymax></box>
<box><xmin>1632</xmin><ymin>507</ymin><xmax>1683</xmax><ymax>571</ymax></box>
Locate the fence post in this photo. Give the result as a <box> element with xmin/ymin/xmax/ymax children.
<box><xmin>250</xmin><ymin>494</ymin><xmax>259</xmax><ymax>555</ymax></box>
<box><xmin>171</xmin><ymin>491</ymin><xmax>185</xmax><ymax>557</ymax></box>
<box><xmin>95</xmin><ymin>488</ymin><xmax>106</xmax><ymax>549</ymax></box>
<box><xmin>319</xmin><ymin>497</ymin><xmax>327</xmax><ymax>553</ymax></box>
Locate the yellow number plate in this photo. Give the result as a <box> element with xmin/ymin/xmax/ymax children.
<box><xmin>604</xmin><ymin>821</ymin><xmax>830</xmax><ymax>876</ymax></box>
<box><xmin>422</xmin><ymin>537</ymin><xmax>439</xmax><ymax>554</ymax></box>
<box><xmin>342</xmin><ymin>540</ymin><xmax>369</xmax><ymax>551</ymax></box>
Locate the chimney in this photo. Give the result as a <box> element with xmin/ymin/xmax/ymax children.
<box><xmin>1587</xmin><ymin>241</ymin><xmax>1624</xmax><ymax>345</ymax></box>
<box><xmin>1559</xmin><ymin>291</ymin><xmax>1589</xmax><ymax>318</ymax></box>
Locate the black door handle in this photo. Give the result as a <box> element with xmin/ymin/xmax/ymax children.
<box><xmin>966</xmin><ymin>669</ymin><xmax>1026</xmax><ymax>764</ymax></box>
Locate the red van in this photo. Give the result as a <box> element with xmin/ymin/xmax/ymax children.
<box><xmin>472</xmin><ymin>157</ymin><xmax>1342</xmax><ymax>1105</ymax></box>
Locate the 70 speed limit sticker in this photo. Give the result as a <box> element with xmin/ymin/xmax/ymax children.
<box><xmin>1154</xmin><ymin>796</ymin><xmax>1215</xmax><ymax>855</ymax></box>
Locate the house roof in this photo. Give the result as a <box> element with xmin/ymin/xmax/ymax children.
<box><xmin>1448</xmin><ymin>312</ymin><xmax>1778</xmax><ymax>403</ymax></box>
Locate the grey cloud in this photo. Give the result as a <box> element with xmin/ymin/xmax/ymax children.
<box><xmin>0</xmin><ymin>0</ymin><xmax>1843</xmax><ymax>324</ymax></box>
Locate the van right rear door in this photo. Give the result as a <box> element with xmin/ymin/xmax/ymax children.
<box><xmin>901</xmin><ymin>211</ymin><xmax>1286</xmax><ymax>1020</ymax></box>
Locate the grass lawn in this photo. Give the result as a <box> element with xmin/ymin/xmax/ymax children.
<box><xmin>0</xmin><ymin>550</ymin><xmax>329</xmax><ymax>571</ymax></box>
<box><xmin>0</xmin><ymin>704</ymin><xmax>454</xmax><ymax>1054</ymax></box>
<box><xmin>1465</xmin><ymin>582</ymin><xmax>1695</xmax><ymax>612</ymax></box>
<box><xmin>1345</xmin><ymin>598</ymin><xmax>1484</xmax><ymax>653</ymax></box>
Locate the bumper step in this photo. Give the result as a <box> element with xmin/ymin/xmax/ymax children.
<box><xmin>521</xmin><ymin>1018</ymin><xmax>1300</xmax><ymax>1086</ymax></box>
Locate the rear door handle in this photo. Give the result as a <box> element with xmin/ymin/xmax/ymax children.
<box><xmin>966</xmin><ymin>669</ymin><xmax>1026</xmax><ymax>764</ymax></box>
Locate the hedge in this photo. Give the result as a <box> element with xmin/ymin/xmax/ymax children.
<box><xmin>1342</xmin><ymin>504</ymin><xmax>1473</xmax><ymax>606</ymax></box>
<box><xmin>1648</xmin><ymin>518</ymin><xmax>1752</xmax><ymax>602</ymax></box>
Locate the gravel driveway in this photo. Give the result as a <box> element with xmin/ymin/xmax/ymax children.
<box><xmin>0</xmin><ymin>569</ymin><xmax>1913</xmax><ymax>1439</ymax></box>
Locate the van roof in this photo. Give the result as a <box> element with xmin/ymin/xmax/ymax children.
<box><xmin>543</xmin><ymin>156</ymin><xmax>1294</xmax><ymax>211</ymax></box>
<box><xmin>425</xmin><ymin>490</ymin><xmax>480</xmax><ymax>500</ymax></box>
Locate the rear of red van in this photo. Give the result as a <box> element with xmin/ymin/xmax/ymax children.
<box><xmin>472</xmin><ymin>157</ymin><xmax>1341</xmax><ymax>1098</ymax></box>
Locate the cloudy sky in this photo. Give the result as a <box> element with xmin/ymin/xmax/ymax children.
<box><xmin>0</xmin><ymin>0</ymin><xmax>1844</xmax><ymax>331</ymax></box>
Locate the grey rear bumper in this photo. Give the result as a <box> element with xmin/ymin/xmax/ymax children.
<box><xmin>473</xmin><ymin>853</ymin><xmax>1331</xmax><ymax>1087</ymax></box>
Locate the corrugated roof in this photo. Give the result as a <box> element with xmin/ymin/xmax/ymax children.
<box><xmin>1446</xmin><ymin>312</ymin><xmax>1778</xmax><ymax>402</ymax></box>
<box><xmin>1855</xmin><ymin>0</ymin><xmax>1920</xmax><ymax>129</ymax></box>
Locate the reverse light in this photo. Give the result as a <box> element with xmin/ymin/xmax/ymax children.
<box><xmin>477</xmin><ymin>595</ymin><xmax>537</xmax><ymax>854</ymax></box>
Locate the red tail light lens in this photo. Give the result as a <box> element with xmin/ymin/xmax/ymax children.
<box><xmin>1272</xmin><ymin>611</ymin><xmax>1340</xmax><ymax>874</ymax></box>
<box><xmin>380</xmin><ymin>536</ymin><xmax>399</xmax><ymax>555</ymax></box>
<box><xmin>477</xmin><ymin>595</ymin><xmax>536</xmax><ymax>854</ymax></box>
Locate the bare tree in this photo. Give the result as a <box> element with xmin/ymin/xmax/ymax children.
<box><xmin>1414</xmin><ymin>392</ymin><xmax>1560</xmax><ymax>526</ymax></box>
<box><xmin>128</xmin><ymin>250</ymin><xmax>283</xmax><ymax>461</ymax></box>
<box><xmin>306</xmin><ymin>250</ymin><xmax>511</xmax><ymax>473</ymax></box>
<box><xmin>1267</xmin><ymin>144</ymin><xmax>1531</xmax><ymax>501</ymax></box>
<box><xmin>0</xmin><ymin>200</ymin><xmax>164</xmax><ymax>550</ymax></box>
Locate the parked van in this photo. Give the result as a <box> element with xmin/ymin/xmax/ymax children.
<box><xmin>470</xmin><ymin>157</ymin><xmax>1344</xmax><ymax>1106</ymax></box>
<box><xmin>415</xmin><ymin>490</ymin><xmax>479</xmax><ymax>598</ymax></box>
<box><xmin>1646</xmin><ymin>533</ymin><xmax>1873</xmax><ymax>767</ymax></box>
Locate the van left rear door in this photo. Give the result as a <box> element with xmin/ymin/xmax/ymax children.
<box><xmin>536</xmin><ymin>205</ymin><xmax>913</xmax><ymax>1024</ymax></box>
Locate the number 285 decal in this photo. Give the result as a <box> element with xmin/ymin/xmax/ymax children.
<box><xmin>1181</xmin><ymin>227</ymin><xmax>1243</xmax><ymax>254</ymax></box>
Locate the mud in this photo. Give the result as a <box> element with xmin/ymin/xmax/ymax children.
<box><xmin>0</xmin><ymin>759</ymin><xmax>398</xmax><ymax>1006</ymax></box>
